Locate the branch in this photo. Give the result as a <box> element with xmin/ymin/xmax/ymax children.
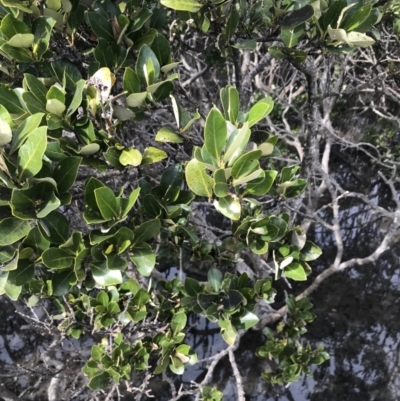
<box><xmin>228</xmin><ymin>350</ymin><xmax>246</xmax><ymax>401</ymax></box>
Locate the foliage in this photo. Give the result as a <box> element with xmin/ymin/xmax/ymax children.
<box><xmin>0</xmin><ymin>0</ymin><xmax>395</xmax><ymax>398</ymax></box>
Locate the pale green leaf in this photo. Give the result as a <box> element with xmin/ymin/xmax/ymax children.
<box><xmin>7</xmin><ymin>33</ymin><xmax>34</xmax><ymax>47</ymax></box>
<box><xmin>18</xmin><ymin>126</ymin><xmax>47</xmax><ymax>181</ymax></box>
<box><xmin>185</xmin><ymin>159</ymin><xmax>213</xmax><ymax>198</ymax></box>
<box><xmin>160</xmin><ymin>0</ymin><xmax>202</xmax><ymax>12</ymax></box>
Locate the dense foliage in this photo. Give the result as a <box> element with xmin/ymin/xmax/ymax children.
<box><xmin>0</xmin><ymin>0</ymin><xmax>399</xmax><ymax>399</ymax></box>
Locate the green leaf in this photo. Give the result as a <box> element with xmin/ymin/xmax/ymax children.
<box><xmin>151</xmin><ymin>33</ymin><xmax>171</xmax><ymax>66</ymax></box>
<box><xmin>225</xmin><ymin>5</ymin><xmax>239</xmax><ymax>40</ymax></box>
<box><xmin>53</xmin><ymin>157</ymin><xmax>82</xmax><ymax>193</ymax></box>
<box><xmin>131</xmin><ymin>7</ymin><xmax>152</xmax><ymax>32</ymax></box>
<box><xmin>86</xmin><ymin>11</ymin><xmax>114</xmax><ymax>42</ymax></box>
<box><xmin>46</xmin><ymin>99</ymin><xmax>66</xmax><ymax>117</ymax></box>
<box><xmin>88</xmin><ymin>371</ymin><xmax>111</xmax><ymax>390</ymax></box>
<box><xmin>141</xmin><ymin>147</ymin><xmax>167</xmax><ymax>165</ymax></box>
<box><xmin>0</xmin><ymin>14</ymin><xmax>30</xmax><ymax>38</ymax></box>
<box><xmin>42</xmin><ymin>248</ymin><xmax>74</xmax><ymax>269</ymax></box>
<box><xmin>171</xmin><ymin>311</ymin><xmax>187</xmax><ymax>335</ymax></box>
<box><xmin>0</xmin><ymin>217</ymin><xmax>30</xmax><ymax>245</ymax></box>
<box><xmin>126</xmin><ymin>92</ymin><xmax>148</xmax><ymax>108</ymax></box>
<box><xmin>281</xmin><ymin>24</ymin><xmax>306</xmax><ymax>48</ymax></box>
<box><xmin>18</xmin><ymin>126</ymin><xmax>47</xmax><ymax>181</ymax></box>
<box><xmin>0</xmin><ymin>118</ymin><xmax>12</xmax><ymax>146</ymax></box>
<box><xmin>281</xmin><ymin>179</ymin><xmax>307</xmax><ymax>198</ymax></box>
<box><xmin>66</xmin><ymin>79</ymin><xmax>85</xmax><ymax>117</ymax></box>
<box><xmin>52</xmin><ymin>269</ymin><xmax>75</xmax><ymax>296</ymax></box>
<box><xmin>23</xmin><ymin>226</ymin><xmax>50</xmax><ymax>253</ymax></box>
<box><xmin>245</xmin><ymin>170</ymin><xmax>277</xmax><ymax>196</ymax></box>
<box><xmin>160</xmin><ymin>0</ymin><xmax>202</xmax><ymax>12</ymax></box>
<box><xmin>95</xmin><ymin>187</ymin><xmax>119</xmax><ymax>220</ymax></box>
<box><xmin>1</xmin><ymin>43</ymin><xmax>33</xmax><ymax>62</ymax></box>
<box><xmin>129</xmin><ymin>242</ymin><xmax>156</xmax><ymax>277</ymax></box>
<box><xmin>85</xmin><ymin>177</ymin><xmax>105</xmax><ymax>210</ymax></box>
<box><xmin>239</xmin><ymin>311</ymin><xmax>259</xmax><ymax>330</ymax></box>
<box><xmin>7</xmin><ymin>259</ymin><xmax>34</xmax><ymax>286</ymax></box>
<box><xmin>221</xmin><ymin>325</ymin><xmax>236</xmax><ymax>345</ymax></box>
<box><xmin>232</xmin><ymin>39</ymin><xmax>257</xmax><ymax>50</ymax></box>
<box><xmin>204</xmin><ymin>107</ymin><xmax>227</xmax><ymax>162</ymax></box>
<box><xmin>214</xmin><ymin>196</ymin><xmax>241</xmax><ymax>221</ymax></box>
<box><xmin>301</xmin><ymin>241</ymin><xmax>322</xmax><ymax>261</ymax></box>
<box><xmin>322</xmin><ymin>0</ymin><xmax>347</xmax><ymax>31</ymax></box>
<box><xmin>133</xmin><ymin>218</ymin><xmax>161</xmax><ymax>245</ymax></box>
<box><xmin>208</xmin><ymin>268</ymin><xmax>223</xmax><ymax>292</ymax></box>
<box><xmin>94</xmin><ymin>38</ymin><xmax>113</xmax><ymax>68</ymax></box>
<box><xmin>284</xmin><ymin>262</ymin><xmax>307</xmax><ymax>281</ymax></box>
<box><xmin>185</xmin><ymin>277</ymin><xmax>202</xmax><ymax>297</ymax></box>
<box><xmin>7</xmin><ymin>33</ymin><xmax>34</xmax><ymax>47</ymax></box>
<box><xmin>22</xmin><ymin>92</ymin><xmax>47</xmax><ymax>114</ymax></box>
<box><xmin>121</xmin><ymin>187</ymin><xmax>140</xmax><ymax>218</ymax></box>
<box><xmin>222</xmin><ymin>289</ymin><xmax>244</xmax><ymax>311</ymax></box>
<box><xmin>224</xmin><ymin>122</ymin><xmax>250</xmax><ymax>166</ymax></box>
<box><xmin>39</xmin><ymin>211</ymin><xmax>70</xmax><ymax>244</ymax></box>
<box><xmin>4</xmin><ymin>282</ymin><xmax>22</xmax><ymax>301</ymax></box>
<box><xmin>356</xmin><ymin>8</ymin><xmax>381</xmax><ymax>33</ymax></box>
<box><xmin>155</xmin><ymin>127</ymin><xmax>183</xmax><ymax>144</ymax></box>
<box><xmin>185</xmin><ymin>159</ymin><xmax>213</xmax><ymax>198</ymax></box>
<box><xmin>10</xmin><ymin>113</ymin><xmax>44</xmax><ymax>154</ymax></box>
<box><xmin>282</xmin><ymin>5</ymin><xmax>314</xmax><ymax>29</ymax></box>
<box><xmin>24</xmin><ymin>74</ymin><xmax>47</xmax><ymax>104</ymax></box>
<box><xmin>91</xmin><ymin>261</ymin><xmax>123</xmax><ymax>286</ymax></box>
<box><xmin>341</xmin><ymin>5</ymin><xmax>371</xmax><ymax>31</ymax></box>
<box><xmin>119</xmin><ymin>149</ymin><xmax>142</xmax><ymax>166</ymax></box>
<box><xmin>51</xmin><ymin>60</ymin><xmax>82</xmax><ymax>91</ymax></box>
<box><xmin>0</xmin><ymin>84</ymin><xmax>25</xmax><ymax>115</ymax></box>
<box><xmin>79</xmin><ymin>143</ymin><xmax>100</xmax><ymax>155</ymax></box>
<box><xmin>36</xmin><ymin>191</ymin><xmax>61</xmax><ymax>218</ymax></box>
<box><xmin>231</xmin><ymin>150</ymin><xmax>262</xmax><ymax>179</ymax></box>
<box><xmin>123</xmin><ymin>67</ymin><xmax>140</xmax><ymax>94</ymax></box>
<box><xmin>247</xmin><ymin>97</ymin><xmax>274</xmax><ymax>127</ymax></box>
<box><xmin>136</xmin><ymin>45</ymin><xmax>160</xmax><ymax>86</ymax></box>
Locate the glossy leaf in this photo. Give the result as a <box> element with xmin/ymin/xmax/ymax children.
<box><xmin>88</xmin><ymin>371</ymin><xmax>111</xmax><ymax>390</ymax></box>
<box><xmin>42</xmin><ymin>248</ymin><xmax>74</xmax><ymax>269</ymax></box>
<box><xmin>86</xmin><ymin>11</ymin><xmax>114</xmax><ymax>42</ymax></box>
<box><xmin>53</xmin><ymin>157</ymin><xmax>82</xmax><ymax>193</ymax></box>
<box><xmin>204</xmin><ymin>107</ymin><xmax>227</xmax><ymax>162</ymax></box>
<box><xmin>0</xmin><ymin>118</ymin><xmax>12</xmax><ymax>146</ymax></box>
<box><xmin>119</xmin><ymin>149</ymin><xmax>142</xmax><ymax>166</ymax></box>
<box><xmin>132</xmin><ymin>218</ymin><xmax>161</xmax><ymax>245</ymax></box>
<box><xmin>171</xmin><ymin>311</ymin><xmax>187</xmax><ymax>335</ymax></box>
<box><xmin>185</xmin><ymin>159</ymin><xmax>213</xmax><ymax>198</ymax></box>
<box><xmin>155</xmin><ymin>127</ymin><xmax>183</xmax><ymax>144</ymax></box>
<box><xmin>284</xmin><ymin>262</ymin><xmax>307</xmax><ymax>281</ymax></box>
<box><xmin>95</xmin><ymin>187</ymin><xmax>119</xmax><ymax>220</ymax></box>
<box><xmin>208</xmin><ymin>268</ymin><xmax>223</xmax><ymax>292</ymax></box>
<box><xmin>66</xmin><ymin>79</ymin><xmax>86</xmax><ymax>117</ymax></box>
<box><xmin>247</xmin><ymin>97</ymin><xmax>274</xmax><ymax>127</ymax></box>
<box><xmin>282</xmin><ymin>5</ymin><xmax>314</xmax><ymax>29</ymax></box>
<box><xmin>141</xmin><ymin>147</ymin><xmax>168</xmax><ymax>165</ymax></box>
<box><xmin>91</xmin><ymin>261</ymin><xmax>123</xmax><ymax>286</ymax></box>
<box><xmin>136</xmin><ymin>45</ymin><xmax>160</xmax><ymax>86</ymax></box>
<box><xmin>0</xmin><ymin>217</ymin><xmax>30</xmax><ymax>246</ymax></box>
<box><xmin>214</xmin><ymin>196</ymin><xmax>241</xmax><ymax>221</ymax></box>
<box><xmin>160</xmin><ymin>0</ymin><xmax>202</xmax><ymax>12</ymax></box>
<box><xmin>39</xmin><ymin>211</ymin><xmax>70</xmax><ymax>244</ymax></box>
<box><xmin>18</xmin><ymin>126</ymin><xmax>47</xmax><ymax>181</ymax></box>
<box><xmin>130</xmin><ymin>243</ymin><xmax>155</xmax><ymax>276</ymax></box>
